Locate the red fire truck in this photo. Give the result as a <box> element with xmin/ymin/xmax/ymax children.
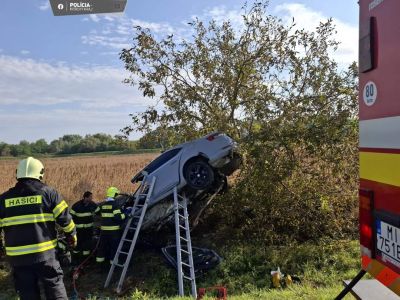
<box><xmin>338</xmin><ymin>0</ymin><xmax>400</xmax><ymax>298</ymax></box>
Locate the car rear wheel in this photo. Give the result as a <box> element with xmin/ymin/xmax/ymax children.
<box><xmin>184</xmin><ymin>159</ymin><xmax>215</xmax><ymax>190</ymax></box>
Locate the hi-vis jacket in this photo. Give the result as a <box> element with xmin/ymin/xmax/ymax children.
<box><xmin>71</xmin><ymin>200</ymin><xmax>99</xmax><ymax>229</ymax></box>
<box><xmin>0</xmin><ymin>179</ymin><xmax>76</xmax><ymax>266</ymax></box>
<box><xmin>98</xmin><ymin>198</ymin><xmax>125</xmax><ymax>233</ymax></box>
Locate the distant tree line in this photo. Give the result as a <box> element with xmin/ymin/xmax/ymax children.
<box><xmin>0</xmin><ymin>133</ymin><xmax>142</xmax><ymax>157</ymax></box>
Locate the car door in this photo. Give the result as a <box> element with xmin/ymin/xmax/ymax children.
<box><xmin>145</xmin><ymin>148</ymin><xmax>182</xmax><ymax>200</ymax></box>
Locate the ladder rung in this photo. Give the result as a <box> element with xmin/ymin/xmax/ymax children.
<box><xmin>178</xmin><ymin>214</ymin><xmax>186</xmax><ymax>219</ymax></box>
<box><xmin>119</xmin><ymin>251</ymin><xmax>129</xmax><ymax>255</ymax></box>
<box><xmin>123</xmin><ymin>238</ymin><xmax>133</xmax><ymax>242</ymax></box>
<box><xmin>179</xmin><ymin>225</ymin><xmax>186</xmax><ymax>230</ymax></box>
<box><xmin>181</xmin><ymin>262</ymin><xmax>190</xmax><ymax>267</ymax></box>
<box><xmin>183</xmin><ymin>275</ymin><xmax>193</xmax><ymax>281</ymax></box>
<box><xmin>115</xmin><ymin>263</ymin><xmax>125</xmax><ymax>268</ymax></box>
<box><xmin>180</xmin><ymin>237</ymin><xmax>188</xmax><ymax>242</ymax></box>
<box><xmin>181</xmin><ymin>249</ymin><xmax>189</xmax><ymax>255</ymax></box>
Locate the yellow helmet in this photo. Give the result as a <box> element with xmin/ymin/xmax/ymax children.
<box><xmin>16</xmin><ymin>157</ymin><xmax>45</xmax><ymax>181</ymax></box>
<box><xmin>106</xmin><ymin>186</ymin><xmax>119</xmax><ymax>198</ymax></box>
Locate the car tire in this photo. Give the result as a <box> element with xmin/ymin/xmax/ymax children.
<box><xmin>184</xmin><ymin>159</ymin><xmax>215</xmax><ymax>190</ymax></box>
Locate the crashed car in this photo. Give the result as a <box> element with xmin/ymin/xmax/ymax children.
<box><xmin>122</xmin><ymin>132</ymin><xmax>240</xmax><ymax>230</ymax></box>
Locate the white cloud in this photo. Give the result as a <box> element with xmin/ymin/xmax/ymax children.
<box><xmin>0</xmin><ymin>55</ymin><xmax>153</xmax><ymax>143</ymax></box>
<box><xmin>81</xmin><ymin>15</ymin><xmax>179</xmax><ymax>50</ymax></box>
<box><xmin>79</xmin><ymin>3</ymin><xmax>356</xmax><ymax>67</ymax></box>
<box><xmin>100</xmin><ymin>51</ymin><xmax>119</xmax><ymax>56</ymax></box>
<box><xmin>274</xmin><ymin>3</ymin><xmax>358</xmax><ymax>65</ymax></box>
<box><xmin>194</xmin><ymin>5</ymin><xmax>244</xmax><ymax>31</ymax></box>
<box><xmin>81</xmin><ymin>35</ymin><xmax>130</xmax><ymax>49</ymax></box>
<box><xmin>39</xmin><ymin>1</ymin><xmax>50</xmax><ymax>11</ymax></box>
<box><xmin>89</xmin><ymin>14</ymin><xmax>100</xmax><ymax>23</ymax></box>
<box><xmin>20</xmin><ymin>50</ymin><xmax>30</xmax><ymax>55</ymax></box>
<box><xmin>0</xmin><ymin>55</ymin><xmax>152</xmax><ymax>107</ymax></box>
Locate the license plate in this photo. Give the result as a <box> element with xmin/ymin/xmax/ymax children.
<box><xmin>376</xmin><ymin>220</ymin><xmax>400</xmax><ymax>264</ymax></box>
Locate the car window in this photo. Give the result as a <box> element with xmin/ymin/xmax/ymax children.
<box><xmin>144</xmin><ymin>148</ymin><xmax>182</xmax><ymax>174</ymax></box>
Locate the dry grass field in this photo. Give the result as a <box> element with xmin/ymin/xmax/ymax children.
<box><xmin>0</xmin><ymin>153</ymin><xmax>157</xmax><ymax>205</ymax></box>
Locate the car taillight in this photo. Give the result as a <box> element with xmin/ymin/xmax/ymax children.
<box><xmin>359</xmin><ymin>189</ymin><xmax>374</xmax><ymax>255</ymax></box>
<box><xmin>206</xmin><ymin>132</ymin><xmax>221</xmax><ymax>141</ymax></box>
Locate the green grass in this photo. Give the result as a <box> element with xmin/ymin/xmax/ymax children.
<box><xmin>58</xmin><ymin>239</ymin><xmax>361</xmax><ymax>299</ymax></box>
<box><xmin>0</xmin><ymin>240</ymin><xmax>361</xmax><ymax>299</ymax></box>
<box><xmin>0</xmin><ymin>237</ymin><xmax>362</xmax><ymax>299</ymax></box>
<box><xmin>84</xmin><ymin>285</ymin><xmax>354</xmax><ymax>300</ymax></box>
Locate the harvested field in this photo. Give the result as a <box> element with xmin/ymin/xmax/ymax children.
<box><xmin>0</xmin><ymin>154</ymin><xmax>157</xmax><ymax>205</ymax></box>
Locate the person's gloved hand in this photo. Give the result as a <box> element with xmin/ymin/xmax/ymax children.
<box><xmin>124</xmin><ymin>207</ymin><xmax>133</xmax><ymax>217</ymax></box>
<box><xmin>66</xmin><ymin>234</ymin><xmax>77</xmax><ymax>248</ymax></box>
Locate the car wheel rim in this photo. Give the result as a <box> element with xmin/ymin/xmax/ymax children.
<box><xmin>188</xmin><ymin>163</ymin><xmax>210</xmax><ymax>188</ymax></box>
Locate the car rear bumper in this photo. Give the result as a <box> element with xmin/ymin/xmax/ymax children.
<box><xmin>219</xmin><ymin>151</ymin><xmax>241</xmax><ymax>175</ymax></box>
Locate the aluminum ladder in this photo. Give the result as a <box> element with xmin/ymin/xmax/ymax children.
<box><xmin>173</xmin><ymin>187</ymin><xmax>197</xmax><ymax>298</ymax></box>
<box><xmin>104</xmin><ymin>176</ymin><xmax>156</xmax><ymax>293</ymax></box>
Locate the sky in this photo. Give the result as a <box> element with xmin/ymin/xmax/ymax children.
<box><xmin>0</xmin><ymin>0</ymin><xmax>359</xmax><ymax>144</ymax></box>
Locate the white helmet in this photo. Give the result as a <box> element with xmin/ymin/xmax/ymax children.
<box><xmin>16</xmin><ymin>157</ymin><xmax>45</xmax><ymax>181</ymax></box>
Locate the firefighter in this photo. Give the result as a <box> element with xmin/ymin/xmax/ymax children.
<box><xmin>0</xmin><ymin>157</ymin><xmax>77</xmax><ymax>300</ymax></box>
<box><xmin>95</xmin><ymin>187</ymin><xmax>125</xmax><ymax>265</ymax></box>
<box><xmin>70</xmin><ymin>191</ymin><xmax>99</xmax><ymax>261</ymax></box>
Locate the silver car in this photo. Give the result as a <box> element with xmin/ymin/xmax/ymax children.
<box><xmin>127</xmin><ymin>132</ymin><xmax>240</xmax><ymax>229</ymax></box>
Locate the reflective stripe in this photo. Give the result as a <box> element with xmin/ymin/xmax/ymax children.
<box><xmin>1</xmin><ymin>213</ymin><xmax>54</xmax><ymax>227</ymax></box>
<box><xmin>121</xmin><ymin>214</ymin><xmax>126</xmax><ymax>220</ymax></box>
<box><xmin>101</xmin><ymin>213</ymin><xmax>114</xmax><ymax>218</ymax></box>
<box><xmin>62</xmin><ymin>220</ymin><xmax>75</xmax><ymax>233</ymax></box>
<box><xmin>360</xmin><ymin>116</ymin><xmax>400</xmax><ymax>149</ymax></box>
<box><xmin>72</xmin><ymin>212</ymin><xmax>93</xmax><ymax>217</ymax></box>
<box><xmin>102</xmin><ymin>205</ymin><xmax>112</xmax><ymax>209</ymax></box>
<box><xmin>76</xmin><ymin>223</ymin><xmax>94</xmax><ymax>228</ymax></box>
<box><xmin>95</xmin><ymin>207</ymin><xmax>100</xmax><ymax>213</ymax></box>
<box><xmin>360</xmin><ymin>152</ymin><xmax>400</xmax><ymax>187</ymax></box>
<box><xmin>113</xmin><ymin>209</ymin><xmax>122</xmax><ymax>214</ymax></box>
<box><xmin>53</xmin><ymin>200</ymin><xmax>68</xmax><ymax>218</ymax></box>
<box><xmin>6</xmin><ymin>239</ymin><xmax>57</xmax><ymax>256</ymax></box>
<box><xmin>82</xmin><ymin>250</ymin><xmax>90</xmax><ymax>256</ymax></box>
<box><xmin>70</xmin><ymin>209</ymin><xmax>76</xmax><ymax>215</ymax></box>
<box><xmin>362</xmin><ymin>254</ymin><xmax>400</xmax><ymax>296</ymax></box>
<box><xmin>96</xmin><ymin>257</ymin><xmax>105</xmax><ymax>262</ymax></box>
<box><xmin>100</xmin><ymin>225</ymin><xmax>120</xmax><ymax>231</ymax></box>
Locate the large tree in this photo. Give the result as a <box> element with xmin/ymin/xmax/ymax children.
<box><xmin>120</xmin><ymin>1</ymin><xmax>358</xmax><ymax>242</ymax></box>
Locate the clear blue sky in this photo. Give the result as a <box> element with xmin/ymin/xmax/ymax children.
<box><xmin>0</xmin><ymin>0</ymin><xmax>359</xmax><ymax>144</ymax></box>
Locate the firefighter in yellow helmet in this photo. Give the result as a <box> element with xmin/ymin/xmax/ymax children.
<box><xmin>95</xmin><ymin>186</ymin><xmax>125</xmax><ymax>265</ymax></box>
<box><xmin>0</xmin><ymin>157</ymin><xmax>77</xmax><ymax>300</ymax></box>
